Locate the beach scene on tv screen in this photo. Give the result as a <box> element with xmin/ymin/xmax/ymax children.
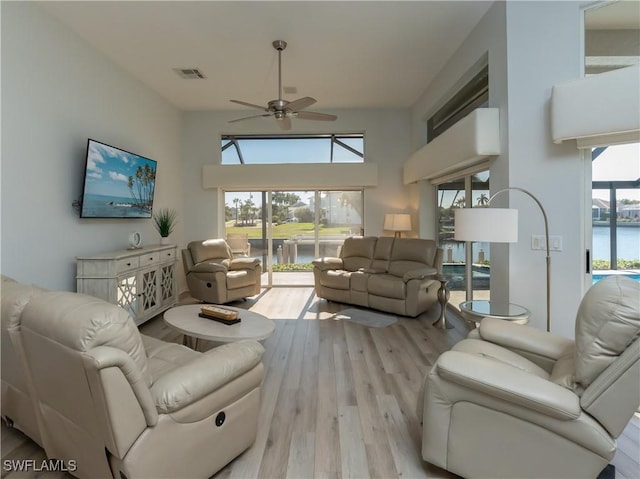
<box><xmin>81</xmin><ymin>141</ymin><xmax>156</xmax><ymax>218</ymax></box>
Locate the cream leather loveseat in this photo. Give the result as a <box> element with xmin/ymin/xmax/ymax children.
<box><xmin>1</xmin><ymin>275</ymin><xmax>265</xmax><ymax>479</ymax></box>
<box><xmin>419</xmin><ymin>276</ymin><xmax>640</xmax><ymax>479</ymax></box>
<box><xmin>312</xmin><ymin>236</ymin><xmax>443</xmax><ymax>317</ymax></box>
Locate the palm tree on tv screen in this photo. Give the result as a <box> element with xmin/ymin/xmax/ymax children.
<box><xmin>127</xmin><ymin>164</ymin><xmax>156</xmax><ymax>211</ymax></box>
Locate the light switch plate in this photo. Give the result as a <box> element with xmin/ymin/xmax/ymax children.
<box><xmin>531</xmin><ymin>235</ymin><xmax>563</xmax><ymax>251</ymax></box>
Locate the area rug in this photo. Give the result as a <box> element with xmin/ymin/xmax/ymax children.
<box><xmin>332</xmin><ymin>308</ymin><xmax>398</xmax><ymax>328</ymax></box>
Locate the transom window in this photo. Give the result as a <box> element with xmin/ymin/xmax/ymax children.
<box><xmin>221</xmin><ymin>134</ymin><xmax>364</xmax><ymax>164</ymax></box>
<box><xmin>427</xmin><ymin>65</ymin><xmax>488</xmax><ymax>143</ymax></box>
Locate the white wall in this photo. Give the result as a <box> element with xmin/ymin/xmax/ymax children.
<box><xmin>1</xmin><ymin>3</ymin><xmax>184</xmax><ymax>291</ymax></box>
<box><xmin>410</xmin><ymin>2</ymin><xmax>584</xmax><ymax>337</ymax></box>
<box><xmin>181</xmin><ymin>109</ymin><xmax>412</xmax><ymax>241</ymax></box>
<box><xmin>503</xmin><ymin>1</ymin><xmax>583</xmax><ymax>338</ymax></box>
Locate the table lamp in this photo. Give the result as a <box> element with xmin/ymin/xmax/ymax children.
<box><xmin>384</xmin><ymin>213</ymin><xmax>412</xmax><ymax>238</ymax></box>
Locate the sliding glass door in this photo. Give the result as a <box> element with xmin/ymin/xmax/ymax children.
<box><xmin>591</xmin><ymin>144</ymin><xmax>640</xmax><ymax>283</ymax></box>
<box><xmin>436</xmin><ymin>170</ymin><xmax>490</xmax><ymax>308</ymax></box>
<box><xmin>224</xmin><ymin>189</ymin><xmax>363</xmax><ymax>287</ymax></box>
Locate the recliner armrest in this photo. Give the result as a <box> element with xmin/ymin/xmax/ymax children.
<box><xmin>150</xmin><ymin>340</ymin><xmax>265</xmax><ymax>414</ymax></box>
<box><xmin>229</xmin><ymin>257</ymin><xmax>261</xmax><ymax>270</ymax></box>
<box><xmin>478</xmin><ymin>317</ymin><xmax>574</xmax><ymax>367</ymax></box>
<box><xmin>312</xmin><ymin>257</ymin><xmax>344</xmax><ymax>271</ymax></box>
<box><xmin>190</xmin><ymin>261</ymin><xmax>229</xmax><ymax>273</ymax></box>
<box><xmin>436</xmin><ymin>350</ymin><xmax>581</xmax><ymax>420</ymax></box>
<box><xmin>402</xmin><ymin>267</ymin><xmax>438</xmax><ymax>282</ymax></box>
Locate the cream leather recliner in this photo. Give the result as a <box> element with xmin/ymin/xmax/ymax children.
<box><xmin>182</xmin><ymin>239</ymin><xmax>261</xmax><ymax>304</ymax></box>
<box><xmin>419</xmin><ymin>276</ymin><xmax>640</xmax><ymax>479</ymax></box>
<box><xmin>1</xmin><ymin>275</ymin><xmax>46</xmax><ymax>447</ymax></box>
<box><xmin>17</xmin><ymin>288</ymin><xmax>265</xmax><ymax>479</ymax></box>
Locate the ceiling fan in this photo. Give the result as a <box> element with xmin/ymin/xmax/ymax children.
<box><xmin>229</xmin><ymin>40</ymin><xmax>337</xmax><ymax>130</ymax></box>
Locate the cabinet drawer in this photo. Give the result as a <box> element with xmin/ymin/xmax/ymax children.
<box><xmin>161</xmin><ymin>249</ymin><xmax>176</xmax><ymax>262</ymax></box>
<box><xmin>139</xmin><ymin>253</ymin><xmax>159</xmax><ymax>267</ymax></box>
<box><xmin>116</xmin><ymin>257</ymin><xmax>139</xmax><ymax>273</ymax></box>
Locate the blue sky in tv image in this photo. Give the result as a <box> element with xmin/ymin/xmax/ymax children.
<box><xmin>81</xmin><ymin>140</ymin><xmax>156</xmax><ymax>218</ymax></box>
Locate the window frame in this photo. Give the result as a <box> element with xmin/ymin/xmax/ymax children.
<box><xmin>221</xmin><ymin>133</ymin><xmax>365</xmax><ymax>165</ymax></box>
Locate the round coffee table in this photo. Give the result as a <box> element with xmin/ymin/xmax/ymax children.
<box><xmin>459</xmin><ymin>300</ymin><xmax>530</xmax><ymax>325</ymax></box>
<box><xmin>164</xmin><ymin>304</ymin><xmax>275</xmax><ymax>350</ymax></box>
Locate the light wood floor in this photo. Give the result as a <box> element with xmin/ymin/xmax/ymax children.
<box><xmin>2</xmin><ymin>287</ymin><xmax>639</xmax><ymax>479</ymax></box>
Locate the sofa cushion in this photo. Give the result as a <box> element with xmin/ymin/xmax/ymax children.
<box><xmin>320</xmin><ymin>270</ymin><xmax>352</xmax><ymax>290</ymax></box>
<box><xmin>371</xmin><ymin>237</ymin><xmax>394</xmax><ymax>271</ymax></box>
<box><xmin>141</xmin><ymin>334</ymin><xmax>200</xmax><ymax>383</ymax></box>
<box><xmin>21</xmin><ymin>292</ymin><xmax>152</xmax><ymax>387</ymax></box>
<box><xmin>368</xmin><ymin>274</ymin><xmax>406</xmax><ymax>300</ymax></box>
<box><xmin>574</xmin><ymin>276</ymin><xmax>640</xmax><ymax>389</ymax></box>
<box><xmin>188</xmin><ymin>239</ymin><xmax>232</xmax><ymax>265</ymax></box>
<box><xmin>341</xmin><ymin>236</ymin><xmax>377</xmax><ymax>271</ymax></box>
<box><xmin>350</xmin><ymin>271</ymin><xmax>369</xmax><ymax>292</ymax></box>
<box><xmin>388</xmin><ymin>238</ymin><xmax>437</xmax><ymax>277</ymax></box>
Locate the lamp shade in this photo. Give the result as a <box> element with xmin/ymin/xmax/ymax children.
<box><xmin>454</xmin><ymin>208</ymin><xmax>518</xmax><ymax>243</ymax></box>
<box><xmin>384</xmin><ymin>213</ymin><xmax>412</xmax><ymax>232</ymax></box>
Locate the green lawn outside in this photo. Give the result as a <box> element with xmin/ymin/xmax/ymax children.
<box><xmin>225</xmin><ymin>222</ymin><xmax>356</xmax><ymax>239</ymax></box>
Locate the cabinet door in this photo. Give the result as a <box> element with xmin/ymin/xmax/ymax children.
<box><xmin>116</xmin><ymin>274</ymin><xmax>138</xmax><ymax>318</ymax></box>
<box><xmin>140</xmin><ymin>268</ymin><xmax>159</xmax><ymax>314</ymax></box>
<box><xmin>159</xmin><ymin>262</ymin><xmax>176</xmax><ymax>306</ymax></box>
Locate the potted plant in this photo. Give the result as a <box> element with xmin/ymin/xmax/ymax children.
<box><xmin>153</xmin><ymin>208</ymin><xmax>177</xmax><ymax>244</ymax></box>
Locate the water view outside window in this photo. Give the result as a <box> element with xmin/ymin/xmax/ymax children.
<box><xmin>224</xmin><ymin>190</ymin><xmax>363</xmax><ymax>286</ymax></box>
<box><xmin>437</xmin><ymin>170</ymin><xmax>490</xmax><ymax>306</ymax></box>
<box><xmin>591</xmin><ymin>143</ymin><xmax>640</xmax><ymax>282</ymax></box>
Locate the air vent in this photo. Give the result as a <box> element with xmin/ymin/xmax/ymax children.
<box><xmin>173</xmin><ymin>68</ymin><xmax>206</xmax><ymax>79</ymax></box>
<box><xmin>283</xmin><ymin>86</ymin><xmax>297</xmax><ymax>94</ymax></box>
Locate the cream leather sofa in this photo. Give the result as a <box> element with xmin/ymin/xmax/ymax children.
<box><xmin>182</xmin><ymin>239</ymin><xmax>262</xmax><ymax>304</ymax></box>
<box><xmin>419</xmin><ymin>276</ymin><xmax>640</xmax><ymax>479</ymax></box>
<box><xmin>1</xmin><ymin>276</ymin><xmax>265</xmax><ymax>479</ymax></box>
<box><xmin>312</xmin><ymin>236</ymin><xmax>443</xmax><ymax>317</ymax></box>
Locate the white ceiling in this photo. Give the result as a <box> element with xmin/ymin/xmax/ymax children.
<box><xmin>37</xmin><ymin>1</ymin><xmax>639</xmax><ymax>113</ymax></box>
<box><xmin>38</xmin><ymin>1</ymin><xmax>494</xmax><ymax>111</ymax></box>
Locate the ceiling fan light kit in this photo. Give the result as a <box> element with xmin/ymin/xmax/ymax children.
<box><xmin>229</xmin><ymin>40</ymin><xmax>337</xmax><ymax>130</ymax></box>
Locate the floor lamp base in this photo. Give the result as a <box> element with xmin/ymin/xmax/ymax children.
<box><xmin>432</xmin><ymin>276</ymin><xmax>453</xmax><ymax>329</ymax></box>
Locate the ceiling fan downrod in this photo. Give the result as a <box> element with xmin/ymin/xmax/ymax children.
<box><xmin>273</xmin><ymin>40</ymin><xmax>287</xmax><ymax>103</ymax></box>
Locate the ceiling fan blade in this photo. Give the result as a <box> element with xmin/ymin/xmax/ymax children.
<box><xmin>276</xmin><ymin>116</ymin><xmax>292</xmax><ymax>131</ymax></box>
<box><xmin>228</xmin><ymin>113</ymin><xmax>272</xmax><ymax>124</ymax></box>
<box><xmin>295</xmin><ymin>111</ymin><xmax>338</xmax><ymax>121</ymax></box>
<box><xmin>285</xmin><ymin>96</ymin><xmax>317</xmax><ymax>112</ymax></box>
<box><xmin>230</xmin><ymin>99</ymin><xmax>268</xmax><ymax>111</ymax></box>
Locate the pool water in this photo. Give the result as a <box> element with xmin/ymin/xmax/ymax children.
<box><xmin>592</xmin><ymin>273</ymin><xmax>640</xmax><ymax>284</ymax></box>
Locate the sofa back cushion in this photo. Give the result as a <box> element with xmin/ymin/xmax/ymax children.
<box><xmin>341</xmin><ymin>236</ymin><xmax>377</xmax><ymax>271</ymax></box>
<box><xmin>388</xmin><ymin>238</ymin><xmax>437</xmax><ymax>277</ymax></box>
<box><xmin>575</xmin><ymin>276</ymin><xmax>640</xmax><ymax>389</ymax></box>
<box><xmin>21</xmin><ymin>291</ymin><xmax>152</xmax><ymax>386</ymax></box>
<box><xmin>371</xmin><ymin>237</ymin><xmax>395</xmax><ymax>271</ymax></box>
<box><xmin>188</xmin><ymin>239</ymin><xmax>232</xmax><ymax>265</ymax></box>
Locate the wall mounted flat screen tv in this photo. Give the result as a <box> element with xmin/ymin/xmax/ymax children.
<box><xmin>80</xmin><ymin>139</ymin><xmax>157</xmax><ymax>218</ymax></box>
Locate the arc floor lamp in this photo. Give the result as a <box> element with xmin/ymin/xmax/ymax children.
<box><xmin>454</xmin><ymin>187</ymin><xmax>551</xmax><ymax>332</ymax></box>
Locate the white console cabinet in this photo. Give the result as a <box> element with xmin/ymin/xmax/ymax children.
<box><xmin>77</xmin><ymin>245</ymin><xmax>178</xmax><ymax>326</ymax></box>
